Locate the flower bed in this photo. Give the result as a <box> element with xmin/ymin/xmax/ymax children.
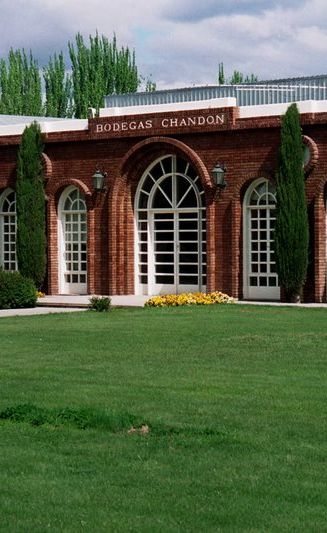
<box><xmin>144</xmin><ymin>291</ymin><xmax>235</xmax><ymax>307</ymax></box>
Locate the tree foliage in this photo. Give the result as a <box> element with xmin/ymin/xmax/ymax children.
<box><xmin>274</xmin><ymin>103</ymin><xmax>309</xmax><ymax>300</ymax></box>
<box><xmin>0</xmin><ymin>49</ymin><xmax>43</xmax><ymax>116</ymax></box>
<box><xmin>217</xmin><ymin>62</ymin><xmax>258</xmax><ymax>85</ymax></box>
<box><xmin>230</xmin><ymin>70</ymin><xmax>258</xmax><ymax>84</ymax></box>
<box><xmin>43</xmin><ymin>52</ymin><xmax>72</xmax><ymax>117</ymax></box>
<box><xmin>0</xmin><ymin>33</ymin><xmax>142</xmax><ymax>119</ymax></box>
<box><xmin>218</xmin><ymin>62</ymin><xmax>225</xmax><ymax>84</ymax></box>
<box><xmin>68</xmin><ymin>32</ymin><xmax>139</xmax><ymax>118</ymax></box>
<box><xmin>16</xmin><ymin>122</ymin><xmax>46</xmax><ymax>289</ymax></box>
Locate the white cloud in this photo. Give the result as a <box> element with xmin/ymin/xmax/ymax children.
<box><xmin>0</xmin><ymin>0</ymin><xmax>327</xmax><ymax>89</ymax></box>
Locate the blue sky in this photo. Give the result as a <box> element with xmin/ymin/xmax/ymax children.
<box><xmin>1</xmin><ymin>0</ymin><xmax>327</xmax><ymax>89</ymax></box>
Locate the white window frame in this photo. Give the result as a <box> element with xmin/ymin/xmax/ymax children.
<box><xmin>243</xmin><ymin>178</ymin><xmax>280</xmax><ymax>301</ymax></box>
<box><xmin>0</xmin><ymin>188</ymin><xmax>17</xmax><ymax>272</ymax></box>
<box><xmin>134</xmin><ymin>154</ymin><xmax>206</xmax><ymax>295</ymax></box>
<box><xmin>58</xmin><ymin>186</ymin><xmax>87</xmax><ymax>294</ymax></box>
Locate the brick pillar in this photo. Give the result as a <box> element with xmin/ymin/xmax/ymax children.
<box><xmin>108</xmin><ymin>178</ymin><xmax>125</xmax><ymax>295</ymax></box>
<box><xmin>206</xmin><ymin>191</ymin><xmax>216</xmax><ymax>292</ymax></box>
<box><xmin>87</xmin><ymin>205</ymin><xmax>95</xmax><ymax>294</ymax></box>
<box><xmin>125</xmin><ymin>183</ymin><xmax>135</xmax><ymax>294</ymax></box>
<box><xmin>314</xmin><ymin>195</ymin><xmax>326</xmax><ymax>302</ymax></box>
<box><xmin>230</xmin><ymin>197</ymin><xmax>241</xmax><ymax>299</ymax></box>
<box><xmin>47</xmin><ymin>196</ymin><xmax>59</xmax><ymax>295</ymax></box>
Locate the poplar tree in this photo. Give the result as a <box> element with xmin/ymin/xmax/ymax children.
<box><xmin>230</xmin><ymin>70</ymin><xmax>258</xmax><ymax>84</ymax></box>
<box><xmin>68</xmin><ymin>32</ymin><xmax>139</xmax><ymax>118</ymax></box>
<box><xmin>145</xmin><ymin>76</ymin><xmax>156</xmax><ymax>92</ymax></box>
<box><xmin>43</xmin><ymin>52</ymin><xmax>72</xmax><ymax>117</ymax></box>
<box><xmin>274</xmin><ymin>103</ymin><xmax>309</xmax><ymax>301</ymax></box>
<box><xmin>16</xmin><ymin>122</ymin><xmax>46</xmax><ymax>289</ymax></box>
<box><xmin>0</xmin><ymin>33</ymin><xmax>143</xmax><ymax>119</ymax></box>
<box><xmin>0</xmin><ymin>49</ymin><xmax>43</xmax><ymax>116</ymax></box>
<box><xmin>216</xmin><ymin>62</ymin><xmax>258</xmax><ymax>85</ymax></box>
<box><xmin>218</xmin><ymin>62</ymin><xmax>225</xmax><ymax>84</ymax></box>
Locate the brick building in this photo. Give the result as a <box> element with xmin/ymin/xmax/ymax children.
<box><xmin>0</xmin><ymin>92</ymin><xmax>326</xmax><ymax>302</ymax></box>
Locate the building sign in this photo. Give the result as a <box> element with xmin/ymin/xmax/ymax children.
<box><xmin>90</xmin><ymin>108</ymin><xmax>234</xmax><ymax>138</ymax></box>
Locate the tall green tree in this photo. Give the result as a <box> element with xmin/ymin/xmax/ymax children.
<box><xmin>218</xmin><ymin>62</ymin><xmax>225</xmax><ymax>84</ymax></box>
<box><xmin>217</xmin><ymin>62</ymin><xmax>258</xmax><ymax>85</ymax></box>
<box><xmin>43</xmin><ymin>52</ymin><xmax>72</xmax><ymax>117</ymax></box>
<box><xmin>274</xmin><ymin>103</ymin><xmax>309</xmax><ymax>301</ymax></box>
<box><xmin>145</xmin><ymin>76</ymin><xmax>157</xmax><ymax>92</ymax></box>
<box><xmin>0</xmin><ymin>49</ymin><xmax>43</xmax><ymax>116</ymax></box>
<box><xmin>0</xmin><ymin>33</ymin><xmax>143</xmax><ymax>119</ymax></box>
<box><xmin>68</xmin><ymin>32</ymin><xmax>139</xmax><ymax>118</ymax></box>
<box><xmin>230</xmin><ymin>70</ymin><xmax>258</xmax><ymax>84</ymax></box>
<box><xmin>16</xmin><ymin>122</ymin><xmax>46</xmax><ymax>289</ymax></box>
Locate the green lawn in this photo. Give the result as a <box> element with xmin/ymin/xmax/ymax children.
<box><xmin>1</xmin><ymin>305</ymin><xmax>327</xmax><ymax>532</ymax></box>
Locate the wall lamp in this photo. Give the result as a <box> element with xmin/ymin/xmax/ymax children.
<box><xmin>211</xmin><ymin>164</ymin><xmax>227</xmax><ymax>189</ymax></box>
<box><xmin>92</xmin><ymin>169</ymin><xmax>108</xmax><ymax>192</ymax></box>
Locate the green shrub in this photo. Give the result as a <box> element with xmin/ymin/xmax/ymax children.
<box><xmin>0</xmin><ymin>269</ymin><xmax>37</xmax><ymax>309</ymax></box>
<box><xmin>88</xmin><ymin>295</ymin><xmax>111</xmax><ymax>312</ymax></box>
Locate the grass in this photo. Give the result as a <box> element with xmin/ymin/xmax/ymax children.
<box><xmin>0</xmin><ymin>304</ymin><xmax>327</xmax><ymax>532</ymax></box>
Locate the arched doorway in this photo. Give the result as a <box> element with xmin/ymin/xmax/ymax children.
<box><xmin>135</xmin><ymin>154</ymin><xmax>206</xmax><ymax>295</ymax></box>
<box><xmin>58</xmin><ymin>186</ymin><xmax>87</xmax><ymax>294</ymax></box>
<box><xmin>243</xmin><ymin>179</ymin><xmax>280</xmax><ymax>300</ymax></box>
<box><xmin>0</xmin><ymin>188</ymin><xmax>17</xmax><ymax>271</ymax></box>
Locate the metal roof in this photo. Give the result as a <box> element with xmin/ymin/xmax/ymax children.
<box><xmin>105</xmin><ymin>74</ymin><xmax>327</xmax><ymax>108</ymax></box>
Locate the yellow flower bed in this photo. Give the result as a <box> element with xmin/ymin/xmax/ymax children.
<box><xmin>36</xmin><ymin>291</ymin><xmax>45</xmax><ymax>298</ymax></box>
<box><xmin>144</xmin><ymin>291</ymin><xmax>235</xmax><ymax>307</ymax></box>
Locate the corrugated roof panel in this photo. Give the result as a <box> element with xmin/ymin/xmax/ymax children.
<box><xmin>105</xmin><ymin>75</ymin><xmax>327</xmax><ymax>108</ymax></box>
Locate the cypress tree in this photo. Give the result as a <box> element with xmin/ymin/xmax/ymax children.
<box><xmin>16</xmin><ymin>122</ymin><xmax>46</xmax><ymax>289</ymax></box>
<box><xmin>274</xmin><ymin>103</ymin><xmax>309</xmax><ymax>301</ymax></box>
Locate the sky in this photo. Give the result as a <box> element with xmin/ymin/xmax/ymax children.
<box><xmin>1</xmin><ymin>0</ymin><xmax>327</xmax><ymax>89</ymax></box>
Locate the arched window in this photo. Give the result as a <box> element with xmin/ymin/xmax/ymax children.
<box><xmin>135</xmin><ymin>154</ymin><xmax>206</xmax><ymax>295</ymax></box>
<box><xmin>0</xmin><ymin>189</ymin><xmax>17</xmax><ymax>271</ymax></box>
<box><xmin>243</xmin><ymin>179</ymin><xmax>280</xmax><ymax>300</ymax></box>
<box><xmin>58</xmin><ymin>186</ymin><xmax>87</xmax><ymax>294</ymax></box>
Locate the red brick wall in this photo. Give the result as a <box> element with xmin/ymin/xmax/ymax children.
<box><xmin>0</xmin><ymin>108</ymin><xmax>326</xmax><ymax>301</ymax></box>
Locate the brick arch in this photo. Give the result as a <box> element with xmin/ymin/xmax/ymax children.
<box><xmin>45</xmin><ymin>178</ymin><xmax>93</xmax><ymax>209</ymax></box>
<box><xmin>312</xmin><ymin>177</ymin><xmax>327</xmax><ymax>302</ymax></box>
<box><xmin>310</xmin><ymin>174</ymin><xmax>327</xmax><ymax>198</ymax></box>
<box><xmin>42</xmin><ymin>153</ymin><xmax>52</xmax><ymax>179</ymax></box>
<box><xmin>236</xmin><ymin>172</ymin><xmax>275</xmax><ymax>202</ymax></box>
<box><xmin>46</xmin><ymin>179</ymin><xmax>95</xmax><ymax>295</ymax></box>
<box><xmin>119</xmin><ymin>136</ymin><xmax>213</xmax><ymax>191</ymax></box>
<box><xmin>222</xmin><ymin>173</ymin><xmax>276</xmax><ymax>301</ymax></box>
<box><xmin>108</xmin><ymin>137</ymin><xmax>216</xmax><ymax>295</ymax></box>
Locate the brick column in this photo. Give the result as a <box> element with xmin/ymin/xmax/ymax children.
<box><xmin>206</xmin><ymin>191</ymin><xmax>216</xmax><ymax>292</ymax></box>
<box><xmin>230</xmin><ymin>197</ymin><xmax>241</xmax><ymax>299</ymax></box>
<box><xmin>314</xmin><ymin>195</ymin><xmax>326</xmax><ymax>302</ymax></box>
<box><xmin>87</xmin><ymin>205</ymin><xmax>95</xmax><ymax>294</ymax></box>
<box><xmin>47</xmin><ymin>196</ymin><xmax>59</xmax><ymax>295</ymax></box>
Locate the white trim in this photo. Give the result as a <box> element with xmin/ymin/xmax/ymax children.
<box><xmin>0</xmin><ymin>119</ymin><xmax>88</xmax><ymax>137</ymax></box>
<box><xmin>58</xmin><ymin>185</ymin><xmax>87</xmax><ymax>295</ymax></box>
<box><xmin>243</xmin><ymin>178</ymin><xmax>280</xmax><ymax>301</ymax></box>
<box><xmin>100</xmin><ymin>98</ymin><xmax>237</xmax><ymax>118</ymax></box>
<box><xmin>0</xmin><ymin>188</ymin><xmax>17</xmax><ymax>271</ymax></box>
<box><xmin>239</xmin><ymin>99</ymin><xmax>327</xmax><ymax>118</ymax></box>
<box><xmin>134</xmin><ymin>155</ymin><xmax>206</xmax><ymax>296</ymax></box>
<box><xmin>0</xmin><ymin>187</ymin><xmax>15</xmax><ymax>211</ymax></box>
